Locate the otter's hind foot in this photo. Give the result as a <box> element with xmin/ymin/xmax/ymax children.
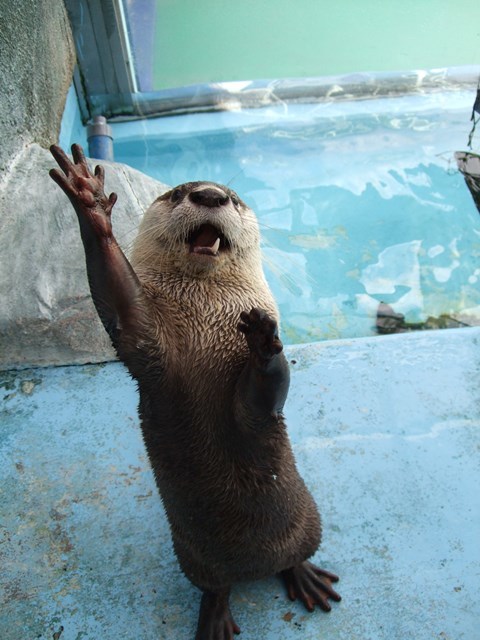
<box><xmin>281</xmin><ymin>561</ymin><xmax>341</xmax><ymax>612</ymax></box>
<box><xmin>195</xmin><ymin>589</ymin><xmax>241</xmax><ymax>640</ymax></box>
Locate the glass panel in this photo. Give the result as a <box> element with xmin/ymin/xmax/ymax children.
<box><xmin>122</xmin><ymin>0</ymin><xmax>157</xmax><ymax>91</ymax></box>
<box><xmin>123</xmin><ymin>0</ymin><xmax>480</xmax><ymax>92</ymax></box>
<box><xmin>67</xmin><ymin>0</ymin><xmax>480</xmax><ymax>119</ymax></box>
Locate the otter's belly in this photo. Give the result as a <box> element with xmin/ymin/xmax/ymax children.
<box><xmin>161</xmin><ymin>463</ymin><xmax>322</xmax><ymax>588</ymax></box>
<box><xmin>136</xmin><ymin>369</ymin><xmax>321</xmax><ymax>588</ymax></box>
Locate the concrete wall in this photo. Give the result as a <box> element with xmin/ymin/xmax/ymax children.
<box><xmin>0</xmin><ymin>0</ymin><xmax>76</xmax><ymax>181</ymax></box>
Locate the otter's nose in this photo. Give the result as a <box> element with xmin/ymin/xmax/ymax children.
<box><xmin>189</xmin><ymin>187</ymin><xmax>229</xmax><ymax>208</ymax></box>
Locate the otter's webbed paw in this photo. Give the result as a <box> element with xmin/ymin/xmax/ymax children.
<box><xmin>195</xmin><ymin>591</ymin><xmax>240</xmax><ymax>640</ymax></box>
<box><xmin>50</xmin><ymin>144</ymin><xmax>117</xmax><ymax>238</ymax></box>
<box><xmin>238</xmin><ymin>308</ymin><xmax>283</xmax><ymax>363</ymax></box>
<box><xmin>281</xmin><ymin>561</ymin><xmax>341</xmax><ymax>613</ymax></box>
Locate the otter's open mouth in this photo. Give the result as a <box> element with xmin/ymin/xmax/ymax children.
<box><xmin>187</xmin><ymin>224</ymin><xmax>229</xmax><ymax>257</ymax></box>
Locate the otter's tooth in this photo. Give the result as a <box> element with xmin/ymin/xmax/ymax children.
<box><xmin>212</xmin><ymin>237</ymin><xmax>221</xmax><ymax>254</ymax></box>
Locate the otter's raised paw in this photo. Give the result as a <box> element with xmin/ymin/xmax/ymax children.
<box><xmin>195</xmin><ymin>591</ymin><xmax>241</xmax><ymax>640</ymax></box>
<box><xmin>281</xmin><ymin>561</ymin><xmax>341</xmax><ymax>612</ymax></box>
<box><xmin>238</xmin><ymin>308</ymin><xmax>283</xmax><ymax>362</ymax></box>
<box><xmin>50</xmin><ymin>144</ymin><xmax>117</xmax><ymax>237</ymax></box>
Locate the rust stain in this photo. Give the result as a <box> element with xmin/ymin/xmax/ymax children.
<box><xmin>3</xmin><ymin>578</ymin><xmax>31</xmax><ymax>603</ymax></box>
<box><xmin>135</xmin><ymin>490</ymin><xmax>153</xmax><ymax>501</ymax></box>
<box><xmin>51</xmin><ymin>523</ymin><xmax>73</xmax><ymax>554</ymax></box>
<box><xmin>282</xmin><ymin>611</ymin><xmax>295</xmax><ymax>622</ymax></box>
<box><xmin>50</xmin><ymin>508</ymin><xmax>67</xmax><ymax>522</ymax></box>
<box><xmin>129</xmin><ymin>465</ymin><xmax>142</xmax><ymax>473</ymax></box>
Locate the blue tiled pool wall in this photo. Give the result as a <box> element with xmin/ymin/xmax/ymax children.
<box><xmin>59</xmin><ymin>84</ymin><xmax>88</xmax><ymax>152</ymax></box>
<box><xmin>61</xmin><ymin>84</ymin><xmax>480</xmax><ymax>343</ymax></box>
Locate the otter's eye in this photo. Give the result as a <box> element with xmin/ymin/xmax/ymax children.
<box><xmin>231</xmin><ymin>195</ymin><xmax>239</xmax><ymax>207</ymax></box>
<box><xmin>171</xmin><ymin>188</ymin><xmax>182</xmax><ymax>203</ymax></box>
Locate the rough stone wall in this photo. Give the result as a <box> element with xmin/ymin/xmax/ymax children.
<box><xmin>0</xmin><ymin>0</ymin><xmax>170</xmax><ymax>369</ymax></box>
<box><xmin>0</xmin><ymin>0</ymin><xmax>76</xmax><ymax>182</ymax></box>
<box><xmin>0</xmin><ymin>145</ymin><xmax>169</xmax><ymax>369</ymax></box>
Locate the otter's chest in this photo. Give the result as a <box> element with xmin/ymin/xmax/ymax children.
<box><xmin>136</xmin><ymin>288</ymin><xmax>244</xmax><ymax>388</ymax></box>
<box><xmin>138</xmin><ymin>276</ymin><xmax>278</xmax><ymax>393</ymax></box>
<box><xmin>167</xmin><ymin>297</ymin><xmax>248</xmax><ymax>381</ymax></box>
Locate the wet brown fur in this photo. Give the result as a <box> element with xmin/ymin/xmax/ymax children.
<box><xmin>125</xmin><ymin>183</ymin><xmax>322</xmax><ymax>591</ymax></box>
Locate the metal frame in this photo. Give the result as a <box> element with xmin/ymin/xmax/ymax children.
<box><xmin>63</xmin><ymin>2</ymin><xmax>480</xmax><ymax>124</ymax></box>
<box><xmin>64</xmin><ymin>0</ymin><xmax>138</xmax><ymax>121</ymax></box>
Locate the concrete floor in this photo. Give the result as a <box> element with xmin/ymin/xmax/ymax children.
<box><xmin>1</xmin><ymin>328</ymin><xmax>479</xmax><ymax>640</ymax></box>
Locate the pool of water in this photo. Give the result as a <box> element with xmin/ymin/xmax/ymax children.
<box><xmin>112</xmin><ymin>89</ymin><xmax>480</xmax><ymax>343</ymax></box>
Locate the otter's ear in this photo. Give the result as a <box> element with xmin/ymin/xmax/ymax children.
<box><xmin>155</xmin><ymin>190</ymin><xmax>173</xmax><ymax>203</ymax></box>
<box><xmin>170</xmin><ymin>188</ymin><xmax>183</xmax><ymax>203</ymax></box>
<box><xmin>154</xmin><ymin>188</ymin><xmax>184</xmax><ymax>205</ymax></box>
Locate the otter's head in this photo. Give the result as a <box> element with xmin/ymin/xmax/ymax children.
<box><xmin>130</xmin><ymin>181</ymin><xmax>262</xmax><ymax>278</ymax></box>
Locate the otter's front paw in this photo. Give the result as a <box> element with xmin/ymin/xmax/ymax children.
<box><xmin>50</xmin><ymin>144</ymin><xmax>117</xmax><ymax>237</ymax></box>
<box><xmin>238</xmin><ymin>308</ymin><xmax>283</xmax><ymax>362</ymax></box>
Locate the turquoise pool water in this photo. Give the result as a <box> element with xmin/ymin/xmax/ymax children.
<box><xmin>112</xmin><ymin>89</ymin><xmax>480</xmax><ymax>343</ymax></box>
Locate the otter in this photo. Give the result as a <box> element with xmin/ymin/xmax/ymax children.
<box><xmin>49</xmin><ymin>144</ymin><xmax>341</xmax><ymax>639</ymax></box>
